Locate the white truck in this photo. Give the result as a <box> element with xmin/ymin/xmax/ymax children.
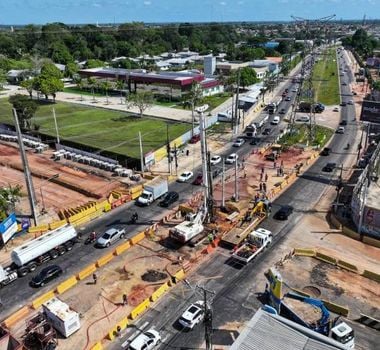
<box><xmin>170</xmin><ymin>211</ymin><xmax>205</xmax><ymax>243</ymax></box>
<box><xmin>0</xmin><ymin>224</ymin><xmax>78</xmax><ymax>286</ymax></box>
<box><xmin>137</xmin><ymin>177</ymin><xmax>168</xmax><ymax>206</ymax></box>
<box><xmin>231</xmin><ymin>228</ymin><xmax>272</xmax><ymax>264</ymax></box>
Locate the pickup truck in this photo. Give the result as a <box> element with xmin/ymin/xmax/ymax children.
<box><xmin>231</xmin><ymin>228</ymin><xmax>272</xmax><ymax>264</ymax></box>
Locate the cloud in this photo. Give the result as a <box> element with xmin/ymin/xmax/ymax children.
<box><xmin>143</xmin><ymin>0</ymin><xmax>151</xmax><ymax>5</ymax></box>
<box><xmin>220</xmin><ymin>1</ymin><xmax>226</xmax><ymax>5</ymax></box>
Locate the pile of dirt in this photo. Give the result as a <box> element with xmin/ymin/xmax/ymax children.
<box><xmin>141</xmin><ymin>269</ymin><xmax>167</xmax><ymax>282</ymax></box>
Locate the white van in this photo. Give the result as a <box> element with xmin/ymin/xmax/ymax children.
<box><xmin>296</xmin><ymin>115</ymin><xmax>310</xmax><ymax>123</ymax></box>
<box><xmin>271</xmin><ymin>116</ymin><xmax>280</xmax><ymax>125</ymax></box>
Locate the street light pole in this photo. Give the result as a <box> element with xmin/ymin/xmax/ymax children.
<box><xmin>39</xmin><ymin>174</ymin><xmax>59</xmax><ymax>213</ymax></box>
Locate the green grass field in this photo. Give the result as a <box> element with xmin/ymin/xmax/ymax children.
<box><xmin>313</xmin><ymin>49</ymin><xmax>340</xmax><ymax>105</ymax></box>
<box><xmin>0</xmin><ymin>98</ymin><xmax>190</xmax><ymax>158</ymax></box>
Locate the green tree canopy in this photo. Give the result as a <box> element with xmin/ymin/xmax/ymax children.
<box><xmin>239</xmin><ymin>67</ymin><xmax>258</xmax><ymax>88</ymax></box>
<box><xmin>126</xmin><ymin>91</ymin><xmax>153</xmax><ymax>118</ymax></box>
<box><xmin>34</xmin><ymin>62</ymin><xmax>64</xmax><ymax>100</ymax></box>
<box><xmin>9</xmin><ymin>94</ymin><xmax>39</xmax><ymax>130</ymax></box>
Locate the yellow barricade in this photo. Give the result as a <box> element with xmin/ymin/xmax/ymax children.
<box><xmin>97</xmin><ymin>200</ymin><xmax>111</xmax><ymax>212</ymax></box>
<box><xmin>90</xmin><ymin>342</ymin><xmax>103</xmax><ymax>350</ymax></box>
<box><xmin>107</xmin><ymin>316</ymin><xmax>129</xmax><ymax>340</ymax></box>
<box><xmin>130</xmin><ymin>231</ymin><xmax>145</xmax><ymax>245</ymax></box>
<box><xmin>131</xmin><ymin>190</ymin><xmax>143</xmax><ymax>200</ymax></box>
<box><xmin>114</xmin><ymin>241</ymin><xmax>131</xmax><ymax>256</ymax></box>
<box><xmin>337</xmin><ymin>260</ymin><xmax>359</xmax><ymax>273</ymax></box>
<box><xmin>3</xmin><ymin>306</ymin><xmax>31</xmax><ymax>328</ymax></box>
<box><xmin>322</xmin><ymin>300</ymin><xmax>349</xmax><ymax>317</ymax></box>
<box><xmin>174</xmin><ymin>269</ymin><xmax>185</xmax><ymax>282</ymax></box>
<box><xmin>362</xmin><ymin>270</ymin><xmax>380</xmax><ymax>283</ymax></box>
<box><xmin>68</xmin><ymin>211</ymin><xmax>85</xmax><ymax>224</ymax></box>
<box><xmin>28</xmin><ymin>224</ymin><xmax>49</xmax><ymax>234</ymax></box>
<box><xmin>49</xmin><ymin>219</ymin><xmax>67</xmax><ymax>230</ymax></box>
<box><xmin>129</xmin><ymin>298</ymin><xmax>150</xmax><ymax>320</ymax></box>
<box><xmin>96</xmin><ymin>252</ymin><xmax>115</xmax><ymax>268</ymax></box>
<box><xmin>315</xmin><ymin>252</ymin><xmax>337</xmax><ymax>265</ymax></box>
<box><xmin>32</xmin><ymin>290</ymin><xmax>56</xmax><ymax>309</ymax></box>
<box><xmin>294</xmin><ymin>248</ymin><xmax>316</xmax><ymax>257</ymax></box>
<box><xmin>130</xmin><ymin>185</ymin><xmax>143</xmax><ymax>194</ymax></box>
<box><xmin>70</xmin><ymin>215</ymin><xmax>91</xmax><ymax>227</ymax></box>
<box><xmin>56</xmin><ymin>276</ymin><xmax>78</xmax><ymax>294</ymax></box>
<box><xmin>150</xmin><ymin>282</ymin><xmax>170</xmax><ymax>302</ymax></box>
<box><xmin>77</xmin><ymin>264</ymin><xmax>97</xmax><ymax>280</ymax></box>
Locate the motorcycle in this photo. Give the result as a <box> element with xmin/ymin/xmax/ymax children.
<box><xmin>84</xmin><ymin>234</ymin><xmax>97</xmax><ymax>245</ymax></box>
<box><xmin>345</xmin><ymin>143</ymin><xmax>350</xmax><ymax>150</ymax></box>
<box><xmin>129</xmin><ymin>213</ymin><xmax>138</xmax><ymax>224</ymax></box>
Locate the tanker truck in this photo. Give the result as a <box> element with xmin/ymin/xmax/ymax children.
<box><xmin>0</xmin><ymin>224</ymin><xmax>78</xmax><ymax>287</ymax></box>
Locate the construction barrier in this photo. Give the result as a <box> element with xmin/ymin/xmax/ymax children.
<box><xmin>97</xmin><ymin>200</ymin><xmax>112</xmax><ymax>212</ymax></box>
<box><xmin>294</xmin><ymin>248</ymin><xmax>316</xmax><ymax>257</ymax></box>
<box><xmin>362</xmin><ymin>235</ymin><xmax>380</xmax><ymax>248</ymax></box>
<box><xmin>322</xmin><ymin>300</ymin><xmax>349</xmax><ymax>317</ymax></box>
<box><xmin>96</xmin><ymin>252</ymin><xmax>115</xmax><ymax>268</ymax></box>
<box><xmin>129</xmin><ymin>185</ymin><xmax>143</xmax><ymax>194</ymax></box>
<box><xmin>330</xmin><ymin>213</ymin><xmax>342</xmax><ymax>230</ymax></box>
<box><xmin>131</xmin><ymin>190</ymin><xmax>143</xmax><ymax>200</ymax></box>
<box><xmin>114</xmin><ymin>241</ymin><xmax>131</xmax><ymax>256</ymax></box>
<box><xmin>77</xmin><ymin>263</ymin><xmax>97</xmax><ymax>280</ymax></box>
<box><xmin>342</xmin><ymin>225</ymin><xmax>361</xmax><ymax>240</ymax></box>
<box><xmin>174</xmin><ymin>269</ymin><xmax>186</xmax><ymax>282</ymax></box>
<box><xmin>129</xmin><ymin>298</ymin><xmax>151</xmax><ymax>320</ymax></box>
<box><xmin>70</xmin><ymin>215</ymin><xmax>91</xmax><ymax>227</ymax></box>
<box><xmin>130</xmin><ymin>231</ymin><xmax>146</xmax><ymax>245</ymax></box>
<box><xmin>107</xmin><ymin>316</ymin><xmax>129</xmax><ymax>341</ymax></box>
<box><xmin>357</xmin><ymin>314</ymin><xmax>380</xmax><ymax>330</ymax></box>
<box><xmin>49</xmin><ymin>219</ymin><xmax>67</xmax><ymax>230</ymax></box>
<box><xmin>56</xmin><ymin>276</ymin><xmax>78</xmax><ymax>294</ymax></box>
<box><xmin>362</xmin><ymin>269</ymin><xmax>380</xmax><ymax>283</ymax></box>
<box><xmin>28</xmin><ymin>224</ymin><xmax>49</xmax><ymax>234</ymax></box>
<box><xmin>315</xmin><ymin>251</ymin><xmax>337</xmax><ymax>265</ymax></box>
<box><xmin>150</xmin><ymin>282</ymin><xmax>170</xmax><ymax>302</ymax></box>
<box><xmin>337</xmin><ymin>260</ymin><xmax>359</xmax><ymax>273</ymax></box>
<box><xmin>90</xmin><ymin>342</ymin><xmax>104</xmax><ymax>350</ymax></box>
<box><xmin>32</xmin><ymin>290</ymin><xmax>56</xmax><ymax>309</ymax></box>
<box><xmin>2</xmin><ymin>306</ymin><xmax>31</xmax><ymax>328</ymax></box>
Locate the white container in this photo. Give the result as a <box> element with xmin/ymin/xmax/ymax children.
<box><xmin>43</xmin><ymin>297</ymin><xmax>80</xmax><ymax>337</ymax></box>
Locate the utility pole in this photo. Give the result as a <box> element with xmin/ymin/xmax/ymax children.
<box><xmin>52</xmin><ymin>108</ymin><xmax>60</xmax><ymax>144</ymax></box>
<box><xmin>335</xmin><ymin>164</ymin><xmax>344</xmax><ymax>206</ymax></box>
<box><xmin>13</xmin><ymin>109</ymin><xmax>38</xmax><ymax>226</ymax></box>
<box><xmin>138</xmin><ymin>131</ymin><xmax>144</xmax><ymax>172</ymax></box>
<box><xmin>195</xmin><ymin>285</ymin><xmax>215</xmax><ymax>350</ymax></box>
<box><xmin>174</xmin><ymin>144</ymin><xmax>178</xmax><ymax>176</ymax></box>
<box><xmin>221</xmin><ymin>161</ymin><xmax>225</xmax><ymax>208</ymax></box>
<box><xmin>198</xmin><ymin>107</ymin><xmax>209</xmax><ymax>217</ymax></box>
<box><xmin>166</xmin><ymin>124</ymin><xmax>171</xmax><ymax>175</ymax></box>
<box><xmin>234</xmin><ymin>159</ymin><xmax>239</xmax><ymax>202</ymax></box>
<box><xmin>234</xmin><ymin>68</ymin><xmax>241</xmax><ymax>135</ymax></box>
<box><xmin>358</xmin><ymin>177</ymin><xmax>368</xmax><ymax>236</ymax></box>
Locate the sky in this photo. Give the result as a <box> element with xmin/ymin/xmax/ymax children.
<box><xmin>0</xmin><ymin>0</ymin><xmax>380</xmax><ymax>25</ymax></box>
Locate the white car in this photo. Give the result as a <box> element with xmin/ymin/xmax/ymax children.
<box><xmin>225</xmin><ymin>153</ymin><xmax>239</xmax><ymax>164</ymax></box>
<box><xmin>128</xmin><ymin>329</ymin><xmax>161</xmax><ymax>350</ymax></box>
<box><xmin>271</xmin><ymin>116</ymin><xmax>280</xmax><ymax>125</ymax></box>
<box><xmin>291</xmin><ymin>88</ymin><xmax>298</xmax><ymax>93</ymax></box>
<box><xmin>336</xmin><ymin>126</ymin><xmax>345</xmax><ymax>134</ymax></box>
<box><xmin>178</xmin><ymin>301</ymin><xmax>205</xmax><ymax>329</ymax></box>
<box><xmin>210</xmin><ymin>155</ymin><xmax>222</xmax><ymax>165</ymax></box>
<box><xmin>333</xmin><ymin>107</ymin><xmax>339</xmax><ymax>112</ymax></box>
<box><xmin>348</xmin><ymin>100</ymin><xmax>354</xmax><ymax>105</ymax></box>
<box><xmin>177</xmin><ymin>171</ymin><xmax>193</xmax><ymax>182</ymax></box>
<box><xmin>233</xmin><ymin>138</ymin><xmax>245</xmax><ymax>147</ymax></box>
<box><xmin>96</xmin><ymin>228</ymin><xmax>125</xmax><ymax>248</ymax></box>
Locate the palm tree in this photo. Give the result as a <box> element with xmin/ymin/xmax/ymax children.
<box><xmin>87</xmin><ymin>77</ymin><xmax>97</xmax><ymax>102</ymax></box>
<box><xmin>115</xmin><ymin>80</ymin><xmax>124</xmax><ymax>104</ymax></box>
<box><xmin>102</xmin><ymin>81</ymin><xmax>111</xmax><ymax>104</ymax></box>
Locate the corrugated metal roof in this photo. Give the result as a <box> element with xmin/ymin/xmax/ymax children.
<box><xmin>230</xmin><ymin>309</ymin><xmax>348</xmax><ymax>350</ymax></box>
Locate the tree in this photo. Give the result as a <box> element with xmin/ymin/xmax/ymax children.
<box><xmin>86</xmin><ymin>59</ymin><xmax>104</xmax><ymax>68</ymax></box>
<box><xmin>65</xmin><ymin>62</ymin><xmax>78</xmax><ymax>78</ymax></box>
<box><xmin>372</xmin><ymin>81</ymin><xmax>380</xmax><ymax>91</ymax></box>
<box><xmin>34</xmin><ymin>62</ymin><xmax>64</xmax><ymax>101</ymax></box>
<box><xmin>115</xmin><ymin>79</ymin><xmax>125</xmax><ymax>104</ymax></box>
<box><xmin>101</xmin><ymin>81</ymin><xmax>112</xmax><ymax>104</ymax></box>
<box><xmin>20</xmin><ymin>79</ymin><xmax>35</xmax><ymax>98</ymax></box>
<box><xmin>0</xmin><ymin>184</ymin><xmax>22</xmax><ymax>217</ymax></box>
<box><xmin>239</xmin><ymin>67</ymin><xmax>258</xmax><ymax>88</ymax></box>
<box><xmin>0</xmin><ymin>69</ymin><xmax>6</xmax><ymax>89</ymax></box>
<box><xmin>87</xmin><ymin>77</ymin><xmax>97</xmax><ymax>102</ymax></box>
<box><xmin>9</xmin><ymin>94</ymin><xmax>38</xmax><ymax>130</ymax></box>
<box><xmin>126</xmin><ymin>91</ymin><xmax>153</xmax><ymax>118</ymax></box>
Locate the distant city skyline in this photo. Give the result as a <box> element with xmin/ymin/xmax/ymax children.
<box><xmin>0</xmin><ymin>0</ymin><xmax>379</xmax><ymax>25</ymax></box>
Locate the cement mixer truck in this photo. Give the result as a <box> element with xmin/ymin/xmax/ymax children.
<box><xmin>0</xmin><ymin>224</ymin><xmax>78</xmax><ymax>287</ymax></box>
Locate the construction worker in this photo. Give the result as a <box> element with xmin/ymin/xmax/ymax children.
<box><xmin>122</xmin><ymin>294</ymin><xmax>128</xmax><ymax>306</ymax></box>
<box><xmin>93</xmin><ymin>273</ymin><xmax>97</xmax><ymax>285</ymax></box>
<box><xmin>208</xmin><ymin>233</ymin><xmax>214</xmax><ymax>243</ymax></box>
<box><xmin>90</xmin><ymin>231</ymin><xmax>96</xmax><ymax>241</ymax></box>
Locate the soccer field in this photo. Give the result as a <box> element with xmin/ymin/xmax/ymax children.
<box><xmin>0</xmin><ymin>99</ymin><xmax>190</xmax><ymax>159</ymax></box>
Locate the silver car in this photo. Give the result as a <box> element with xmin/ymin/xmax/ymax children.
<box><xmin>96</xmin><ymin>227</ymin><xmax>125</xmax><ymax>247</ymax></box>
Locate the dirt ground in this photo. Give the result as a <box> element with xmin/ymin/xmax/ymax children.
<box><xmin>0</xmin><ymin>142</ymin><xmax>126</xmax><ymax>221</ymax></box>
<box><xmin>213</xmin><ymin>146</ymin><xmax>313</xmax><ymax>204</ymax></box>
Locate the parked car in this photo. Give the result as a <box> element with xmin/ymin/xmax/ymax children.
<box><xmin>336</xmin><ymin>126</ymin><xmax>345</xmax><ymax>134</ymax></box>
<box><xmin>178</xmin><ymin>301</ymin><xmax>205</xmax><ymax>329</ymax></box>
<box><xmin>262</xmin><ymin>128</ymin><xmax>271</xmax><ymax>135</ymax></box>
<box><xmin>340</xmin><ymin>101</ymin><xmax>347</xmax><ymax>106</ymax></box>
<box><xmin>159</xmin><ymin>191</ymin><xmax>179</xmax><ymax>207</ymax></box>
<box><xmin>96</xmin><ymin>227</ymin><xmax>125</xmax><ymax>248</ymax></box>
<box><xmin>271</xmin><ymin>116</ymin><xmax>280</xmax><ymax>125</ymax></box>
<box><xmin>233</xmin><ymin>138</ymin><xmax>245</xmax><ymax>147</ymax></box>
<box><xmin>341</xmin><ymin>82</ymin><xmax>347</xmax><ymax>86</ymax></box>
<box><xmin>225</xmin><ymin>153</ymin><xmax>238</xmax><ymax>164</ymax></box>
<box><xmin>189</xmin><ymin>134</ymin><xmax>200</xmax><ymax>144</ymax></box>
<box><xmin>192</xmin><ymin>174</ymin><xmax>203</xmax><ymax>186</ymax></box>
<box><xmin>322</xmin><ymin>162</ymin><xmax>337</xmax><ymax>172</ymax></box>
<box><xmin>348</xmin><ymin>100</ymin><xmax>354</xmax><ymax>105</ymax></box>
<box><xmin>274</xmin><ymin>205</ymin><xmax>294</xmax><ymax>220</ymax></box>
<box><xmin>279</xmin><ymin>108</ymin><xmax>286</xmax><ymax>114</ymax></box>
<box><xmin>30</xmin><ymin>265</ymin><xmax>63</xmax><ymax>287</ymax></box>
<box><xmin>320</xmin><ymin>147</ymin><xmax>331</xmax><ymax>156</ymax></box>
<box><xmin>296</xmin><ymin>115</ymin><xmax>310</xmax><ymax>122</ymax></box>
<box><xmin>333</xmin><ymin>107</ymin><xmax>339</xmax><ymax>112</ymax></box>
<box><xmin>210</xmin><ymin>155</ymin><xmax>221</xmax><ymax>165</ymax></box>
<box><xmin>340</xmin><ymin>120</ymin><xmax>347</xmax><ymax>126</ymax></box>
<box><xmin>177</xmin><ymin>171</ymin><xmax>193</xmax><ymax>182</ymax></box>
<box><xmin>128</xmin><ymin>329</ymin><xmax>161</xmax><ymax>350</ymax></box>
<box><xmin>285</xmin><ymin>96</ymin><xmax>291</xmax><ymax>101</ymax></box>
